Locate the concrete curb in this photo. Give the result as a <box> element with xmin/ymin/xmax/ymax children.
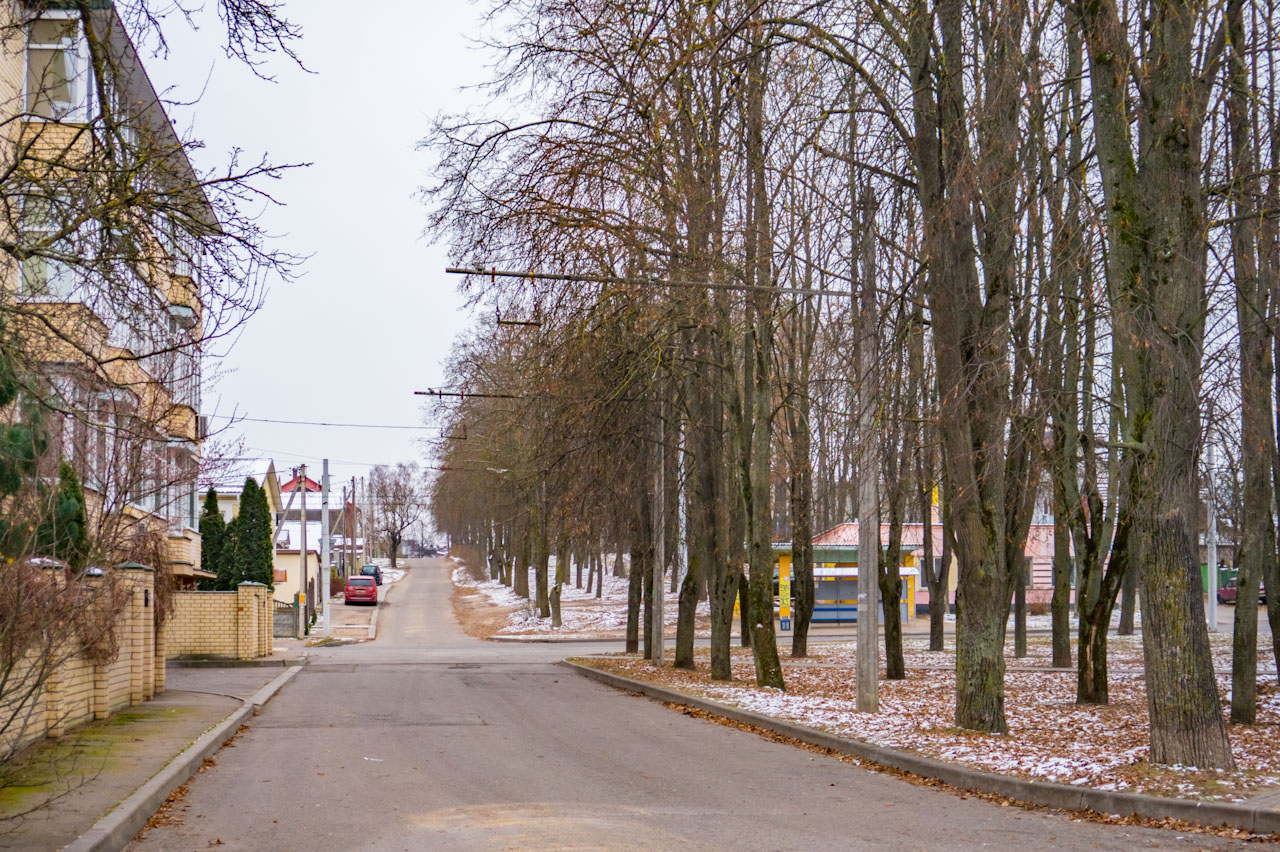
<box><xmin>564</xmin><ymin>661</ymin><xmax>1280</xmax><ymax>836</ymax></box>
<box><xmin>167</xmin><ymin>657</ymin><xmax>299</xmax><ymax>668</ymax></box>
<box><xmin>484</xmin><ymin>630</ymin><xmax>1058</xmax><ymax>645</ymax></box>
<box><xmin>368</xmin><ymin>604</ymin><xmax>379</xmax><ymax>640</ymax></box>
<box><xmin>65</xmin><ymin>664</ymin><xmax>305</xmax><ymax>852</ymax></box>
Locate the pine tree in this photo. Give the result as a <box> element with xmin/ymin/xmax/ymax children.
<box><xmin>250</xmin><ymin>479</ymin><xmax>275</xmax><ymax>588</ymax></box>
<box><xmin>0</xmin><ymin>352</ymin><xmax>46</xmax><ymax>560</ymax></box>
<box><xmin>235</xmin><ymin>477</ymin><xmax>274</xmax><ymax>589</ymax></box>
<box><xmin>233</xmin><ymin>478</ymin><xmax>260</xmax><ymax>587</ymax></box>
<box><xmin>217</xmin><ymin>513</ymin><xmax>239</xmax><ymax>591</ymax></box>
<box><xmin>35</xmin><ymin>461</ymin><xmax>89</xmax><ymax>569</ymax></box>
<box><xmin>198</xmin><ymin>488</ymin><xmax>224</xmax><ymax>591</ymax></box>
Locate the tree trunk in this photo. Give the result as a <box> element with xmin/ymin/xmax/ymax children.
<box><xmin>1227</xmin><ymin>0</ymin><xmax>1272</xmax><ymax>724</ymax></box>
<box><xmin>881</xmin><ymin>509</ymin><xmax>906</xmax><ymax>679</ymax></box>
<box><xmin>1080</xmin><ymin>0</ymin><xmax>1234</xmax><ymax>767</ymax></box>
<box><xmin>513</xmin><ymin>516</ymin><xmax>531</xmax><ymax>599</ymax></box>
<box><xmin>1117</xmin><ymin>565</ymin><xmax>1136</xmax><ymax>635</ymax></box>
<box><xmin>534</xmin><ymin>501</ymin><xmax>550</xmax><ymax>619</ymax></box>
<box><xmin>740</xmin><ymin>25</ymin><xmax>782</xmax><ymax>690</ymax></box>
<box><xmin>789</xmin><ymin>416</ymin><xmax>814</xmax><ymax>658</ymax></box>
<box><xmin>551</xmin><ymin>540</ymin><xmax>568</xmax><ymax>629</ymax></box>
<box><xmin>1051</xmin><ymin>509</ymin><xmax>1071</xmax><ymax>668</ymax></box>
<box><xmin>626</xmin><ymin>535</ymin><xmax>643</xmax><ymax>654</ymax></box>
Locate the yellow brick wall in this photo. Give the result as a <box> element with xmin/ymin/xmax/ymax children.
<box><xmin>0</xmin><ymin>567</ymin><xmax>162</xmax><ymax>757</ymax></box>
<box><xmin>166</xmin><ymin>592</ymin><xmax>238</xmax><ymax>657</ymax></box>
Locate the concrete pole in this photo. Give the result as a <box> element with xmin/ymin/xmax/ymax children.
<box><xmin>650</xmin><ymin>413</ymin><xmax>664</xmax><ymax>666</ymax></box>
<box><xmin>1207</xmin><ymin>442</ymin><xmax>1218</xmax><ymax>631</ymax></box>
<box><xmin>300</xmin><ymin>464</ymin><xmax>309</xmax><ymax>636</ymax></box>
<box><xmin>856</xmin><ymin>186</ymin><xmax>879</xmax><ymax>714</ymax></box>
<box><xmin>321</xmin><ymin>458</ymin><xmax>331</xmax><ymax>638</ymax></box>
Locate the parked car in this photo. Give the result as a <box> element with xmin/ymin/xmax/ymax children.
<box><xmin>361</xmin><ymin>563</ymin><xmax>383</xmax><ymax>585</ymax></box>
<box><xmin>1217</xmin><ymin>580</ymin><xmax>1266</xmax><ymax>606</ymax></box>
<box><xmin>344</xmin><ymin>575</ymin><xmax>377</xmax><ymax>605</ymax></box>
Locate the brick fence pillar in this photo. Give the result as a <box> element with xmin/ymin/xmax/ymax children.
<box><xmin>119</xmin><ymin>563</ymin><xmax>154</xmax><ymax>705</ymax></box>
<box><xmin>154</xmin><ymin>609</ymin><xmax>166</xmax><ymax>695</ymax></box>
<box><xmin>236</xmin><ymin>583</ymin><xmax>266</xmax><ymax>660</ymax></box>
<box><xmin>259</xmin><ymin>588</ymin><xmax>271</xmax><ymax>656</ymax></box>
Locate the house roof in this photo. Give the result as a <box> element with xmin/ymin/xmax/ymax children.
<box><xmin>280</xmin><ymin>474</ymin><xmax>321</xmax><ymax>493</ymax></box>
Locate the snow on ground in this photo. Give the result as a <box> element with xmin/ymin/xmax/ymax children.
<box><xmin>585</xmin><ymin>632</ymin><xmax>1280</xmax><ymax>801</ymax></box>
<box><xmin>452</xmin><ymin>559</ymin><xmax>709</xmax><ymax>637</ymax></box>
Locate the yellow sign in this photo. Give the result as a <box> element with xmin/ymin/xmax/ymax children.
<box><xmin>777</xmin><ymin>555</ymin><xmax>793</xmax><ymax>631</ymax></box>
<box><xmin>298</xmin><ymin>594</ymin><xmax>305</xmax><ymax>604</ymax></box>
<box><xmin>779</xmin><ymin>555</ymin><xmax>792</xmax><ymax>620</ymax></box>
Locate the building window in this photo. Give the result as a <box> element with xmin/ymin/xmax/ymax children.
<box><xmin>20</xmin><ymin>196</ymin><xmax>77</xmax><ymax>299</ymax></box>
<box><xmin>25</xmin><ymin>16</ymin><xmax>91</xmax><ymax>121</ymax></box>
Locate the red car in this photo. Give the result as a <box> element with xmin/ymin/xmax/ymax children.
<box><xmin>344</xmin><ymin>575</ymin><xmax>378</xmax><ymax>605</ymax></box>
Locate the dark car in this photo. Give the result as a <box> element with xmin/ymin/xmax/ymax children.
<box><xmin>361</xmin><ymin>564</ymin><xmax>383</xmax><ymax>586</ymax></box>
<box><xmin>344</xmin><ymin>576</ymin><xmax>377</xmax><ymax>605</ymax></box>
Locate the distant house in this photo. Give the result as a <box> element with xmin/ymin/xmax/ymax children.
<box><xmin>279</xmin><ymin>472</ymin><xmax>321</xmax><ymax>494</ymax></box>
<box><xmin>213</xmin><ymin>459</ymin><xmax>285</xmax><ymax>530</ymax></box>
<box><xmin>805</xmin><ymin>516</ymin><xmax>1060</xmax><ymax>609</ymax></box>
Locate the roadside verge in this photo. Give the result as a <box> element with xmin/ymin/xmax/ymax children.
<box><xmin>64</xmin><ymin>665</ymin><xmax>304</xmax><ymax>852</ymax></box>
<box><xmin>564</xmin><ymin>660</ymin><xmax>1280</xmax><ymax>836</ymax></box>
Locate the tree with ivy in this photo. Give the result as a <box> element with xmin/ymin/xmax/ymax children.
<box><xmin>198</xmin><ymin>488</ymin><xmax>224</xmax><ymax>590</ymax></box>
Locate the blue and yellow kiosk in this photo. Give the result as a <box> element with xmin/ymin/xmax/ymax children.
<box><xmin>772</xmin><ymin>542</ymin><xmax>917</xmax><ymax>628</ymax></box>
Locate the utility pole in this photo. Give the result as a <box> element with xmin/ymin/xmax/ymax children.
<box><xmin>856</xmin><ymin>187</ymin><xmax>879</xmax><ymax>713</ymax></box>
<box><xmin>339</xmin><ymin>485</ymin><xmax>348</xmax><ymax>576</ymax></box>
<box><xmin>1207</xmin><ymin>441</ymin><xmax>1218</xmax><ymax>631</ymax></box>
<box><xmin>650</xmin><ymin>413</ymin><xmax>664</xmax><ymax>665</ymax></box>
<box><xmin>321</xmin><ymin>459</ymin><xmax>331</xmax><ymax>638</ymax></box>
<box><xmin>299</xmin><ymin>463</ymin><xmax>309</xmax><ymax>638</ymax></box>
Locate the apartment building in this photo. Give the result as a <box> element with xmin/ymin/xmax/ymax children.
<box><xmin>1</xmin><ymin>3</ymin><xmax>210</xmax><ymax>585</ymax></box>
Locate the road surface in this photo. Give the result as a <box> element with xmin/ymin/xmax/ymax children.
<box><xmin>131</xmin><ymin>558</ymin><xmax>1253</xmax><ymax>851</ymax></box>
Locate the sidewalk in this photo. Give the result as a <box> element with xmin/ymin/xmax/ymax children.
<box><xmin>0</xmin><ymin>661</ymin><xmax>302</xmax><ymax>851</ymax></box>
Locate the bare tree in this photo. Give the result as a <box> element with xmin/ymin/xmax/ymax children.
<box><xmin>369</xmin><ymin>462</ymin><xmax>428</xmax><ymax>568</ymax></box>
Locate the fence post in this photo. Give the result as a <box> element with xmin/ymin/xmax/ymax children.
<box><xmin>237</xmin><ymin>582</ymin><xmax>266</xmax><ymax>660</ymax></box>
<box><xmin>118</xmin><ymin>563</ymin><xmax>154</xmax><ymax>706</ymax></box>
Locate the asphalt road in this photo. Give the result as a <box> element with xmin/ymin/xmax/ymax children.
<box><xmin>130</xmin><ymin>558</ymin><xmax>1255</xmax><ymax>851</ymax></box>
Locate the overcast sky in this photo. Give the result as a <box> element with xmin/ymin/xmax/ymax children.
<box><xmin>145</xmin><ymin>3</ymin><xmax>491</xmax><ymax>496</ymax></box>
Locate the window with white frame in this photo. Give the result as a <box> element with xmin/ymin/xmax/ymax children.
<box><xmin>20</xmin><ymin>196</ymin><xmax>78</xmax><ymax>299</ymax></box>
<box><xmin>25</xmin><ymin>15</ymin><xmax>92</xmax><ymax>121</ymax></box>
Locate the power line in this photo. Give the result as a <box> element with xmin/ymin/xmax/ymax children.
<box><xmin>415</xmin><ymin>388</ymin><xmax>528</xmax><ymax>400</ymax></box>
<box><xmin>208</xmin><ymin>414</ymin><xmax>434</xmax><ymax>431</ymax></box>
<box><xmin>445</xmin><ymin>266</ymin><xmax>854</xmax><ymax>298</ymax></box>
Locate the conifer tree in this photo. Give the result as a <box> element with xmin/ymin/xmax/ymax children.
<box><xmin>248</xmin><ymin>479</ymin><xmax>275</xmax><ymax>588</ymax></box>
<box><xmin>35</xmin><ymin>461</ymin><xmax>90</xmax><ymax>570</ymax></box>
<box><xmin>234</xmin><ymin>478</ymin><xmax>274</xmax><ymax>589</ymax></box>
<box><xmin>198</xmin><ymin>488</ymin><xmax>224</xmax><ymax>590</ymax></box>
<box><xmin>217</xmin><ymin>513</ymin><xmax>239</xmax><ymax>591</ymax></box>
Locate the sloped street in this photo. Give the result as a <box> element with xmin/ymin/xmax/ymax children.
<box><xmin>129</xmin><ymin>559</ymin><xmax>1257</xmax><ymax>851</ymax></box>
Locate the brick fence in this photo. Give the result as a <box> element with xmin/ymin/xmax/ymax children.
<box><xmin>165</xmin><ymin>583</ymin><xmax>273</xmax><ymax>661</ymax></box>
<box><xmin>2</xmin><ymin>564</ymin><xmax>160</xmax><ymax>757</ymax></box>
